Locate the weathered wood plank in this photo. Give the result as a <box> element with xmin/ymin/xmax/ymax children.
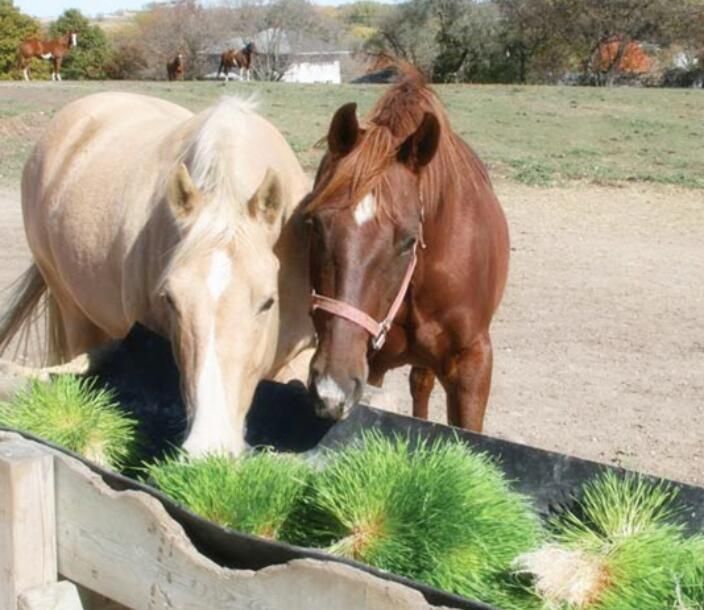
<box><xmin>53</xmin><ymin>453</ymin><xmax>451</xmax><ymax>609</ymax></box>
<box><xmin>17</xmin><ymin>582</ymin><xmax>84</xmax><ymax>610</ymax></box>
<box><xmin>0</xmin><ymin>434</ymin><xmax>457</xmax><ymax>610</ymax></box>
<box><xmin>0</xmin><ymin>440</ymin><xmax>57</xmax><ymax>610</ymax></box>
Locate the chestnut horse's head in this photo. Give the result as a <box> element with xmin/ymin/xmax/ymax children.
<box><xmin>305</xmin><ymin>81</ymin><xmax>444</xmax><ymax>420</ymax></box>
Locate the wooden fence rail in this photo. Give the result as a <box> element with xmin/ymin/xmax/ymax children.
<box><xmin>0</xmin><ymin>432</ymin><xmax>453</xmax><ymax>610</ymax></box>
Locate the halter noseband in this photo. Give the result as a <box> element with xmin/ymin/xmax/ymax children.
<box><xmin>311</xmin><ymin>220</ymin><xmax>425</xmax><ymax>351</ymax></box>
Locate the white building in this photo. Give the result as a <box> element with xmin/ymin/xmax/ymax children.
<box><xmin>205</xmin><ymin>29</ymin><xmax>349</xmax><ymax>84</ymax></box>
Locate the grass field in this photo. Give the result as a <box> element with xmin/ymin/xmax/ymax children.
<box><xmin>0</xmin><ymin>80</ymin><xmax>702</xmax><ymax>188</ymax></box>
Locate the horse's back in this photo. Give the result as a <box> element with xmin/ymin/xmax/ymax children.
<box><xmin>21</xmin><ymin>93</ymin><xmax>193</xmax><ymax>334</ymax></box>
<box><xmin>23</xmin><ymin>92</ymin><xmax>190</xmax><ymax>216</ymax></box>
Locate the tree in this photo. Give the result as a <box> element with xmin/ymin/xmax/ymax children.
<box><xmin>0</xmin><ymin>0</ymin><xmax>45</xmax><ymax>80</ymax></box>
<box><xmin>551</xmin><ymin>0</ymin><xmax>692</xmax><ymax>85</ymax></box>
<box><xmin>49</xmin><ymin>9</ymin><xmax>112</xmax><ymax>79</ymax></box>
<box><xmin>365</xmin><ymin>0</ymin><xmax>438</xmax><ymax>75</ymax></box>
<box><xmin>496</xmin><ymin>0</ymin><xmax>560</xmax><ymax>83</ymax></box>
<box><xmin>432</xmin><ymin>0</ymin><xmax>514</xmax><ymax>83</ymax></box>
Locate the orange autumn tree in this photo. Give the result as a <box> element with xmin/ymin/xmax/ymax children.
<box><xmin>593</xmin><ymin>36</ymin><xmax>653</xmax><ymax>77</ymax></box>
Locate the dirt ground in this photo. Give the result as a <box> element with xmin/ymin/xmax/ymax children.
<box><xmin>0</xmin><ymin>179</ymin><xmax>702</xmax><ymax>486</ymax></box>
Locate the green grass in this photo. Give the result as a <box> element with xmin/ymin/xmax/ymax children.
<box><xmin>0</xmin><ymin>375</ymin><xmax>137</xmax><ymax>469</ymax></box>
<box><xmin>145</xmin><ymin>450</ymin><xmax>312</xmax><ymax>540</ymax></box>
<box><xmin>676</xmin><ymin>537</ymin><xmax>704</xmax><ymax>610</ymax></box>
<box><xmin>521</xmin><ymin>472</ymin><xmax>699</xmax><ymax>610</ymax></box>
<box><xmin>0</xmin><ymin>81</ymin><xmax>702</xmax><ymax>188</ymax></box>
<box><xmin>292</xmin><ymin>432</ymin><xmax>542</xmax><ymax>607</ymax></box>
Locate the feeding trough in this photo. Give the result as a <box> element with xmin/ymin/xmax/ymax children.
<box><xmin>1</xmin><ymin>324</ymin><xmax>703</xmax><ymax>610</ymax></box>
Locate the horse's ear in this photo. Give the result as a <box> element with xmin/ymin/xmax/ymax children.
<box><xmin>398</xmin><ymin>113</ymin><xmax>441</xmax><ymax>171</ymax></box>
<box><xmin>248</xmin><ymin>168</ymin><xmax>283</xmax><ymax>227</ymax></box>
<box><xmin>328</xmin><ymin>102</ymin><xmax>359</xmax><ymax>157</ymax></box>
<box><xmin>168</xmin><ymin>163</ymin><xmax>203</xmax><ymax>219</ymax></box>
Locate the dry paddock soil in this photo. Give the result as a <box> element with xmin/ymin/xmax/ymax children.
<box><xmin>1</xmin><ymin>179</ymin><xmax>701</xmax><ymax>487</ymax></box>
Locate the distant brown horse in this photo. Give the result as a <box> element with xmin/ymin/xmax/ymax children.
<box><xmin>18</xmin><ymin>32</ymin><xmax>77</xmax><ymax>81</ymax></box>
<box><xmin>305</xmin><ymin>67</ymin><xmax>510</xmax><ymax>432</ymax></box>
<box><xmin>166</xmin><ymin>53</ymin><xmax>185</xmax><ymax>81</ymax></box>
<box><xmin>217</xmin><ymin>42</ymin><xmax>255</xmax><ymax>82</ymax></box>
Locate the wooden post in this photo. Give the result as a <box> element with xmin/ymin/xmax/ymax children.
<box><xmin>0</xmin><ymin>440</ymin><xmax>57</xmax><ymax>610</ymax></box>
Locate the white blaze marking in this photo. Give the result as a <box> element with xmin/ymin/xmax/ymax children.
<box><xmin>354</xmin><ymin>193</ymin><xmax>377</xmax><ymax>226</ymax></box>
<box><xmin>182</xmin><ymin>250</ymin><xmax>241</xmax><ymax>456</ymax></box>
<box><xmin>317</xmin><ymin>375</ymin><xmax>346</xmax><ymax>406</ymax></box>
<box><xmin>208</xmin><ymin>250</ymin><xmax>232</xmax><ymax>300</ymax></box>
<box><xmin>71</xmin><ymin>33</ymin><xmax>77</xmax><ymax>47</ymax></box>
<box><xmin>182</xmin><ymin>320</ymin><xmax>241</xmax><ymax>456</ymax></box>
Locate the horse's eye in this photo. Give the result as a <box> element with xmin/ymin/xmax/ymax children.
<box><xmin>258</xmin><ymin>296</ymin><xmax>275</xmax><ymax>314</ymax></box>
<box><xmin>162</xmin><ymin>292</ymin><xmax>176</xmax><ymax>310</ymax></box>
<box><xmin>399</xmin><ymin>236</ymin><xmax>417</xmax><ymax>254</ymax></box>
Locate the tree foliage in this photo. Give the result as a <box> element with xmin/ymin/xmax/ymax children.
<box><xmin>363</xmin><ymin>0</ymin><xmax>704</xmax><ymax>85</ymax></box>
<box><xmin>0</xmin><ymin>0</ymin><xmax>44</xmax><ymax>80</ymax></box>
<box><xmin>49</xmin><ymin>9</ymin><xmax>112</xmax><ymax>79</ymax></box>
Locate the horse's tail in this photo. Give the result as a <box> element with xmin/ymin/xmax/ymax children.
<box><xmin>0</xmin><ymin>265</ymin><xmax>66</xmax><ymax>365</ymax></box>
<box><xmin>217</xmin><ymin>57</ymin><xmax>224</xmax><ymax>78</ymax></box>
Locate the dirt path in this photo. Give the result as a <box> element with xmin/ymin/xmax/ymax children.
<box><xmin>367</xmin><ymin>180</ymin><xmax>704</xmax><ymax>486</ymax></box>
<box><xmin>1</xmin><ymin>181</ymin><xmax>702</xmax><ymax>485</ymax></box>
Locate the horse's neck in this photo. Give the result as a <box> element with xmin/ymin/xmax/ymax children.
<box><xmin>271</xmin><ymin>203</ymin><xmax>315</xmax><ymax>369</ymax></box>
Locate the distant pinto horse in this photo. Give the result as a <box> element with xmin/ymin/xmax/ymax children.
<box><xmin>18</xmin><ymin>32</ymin><xmax>77</xmax><ymax>81</ymax></box>
<box><xmin>166</xmin><ymin>53</ymin><xmax>185</xmax><ymax>81</ymax></box>
<box><xmin>217</xmin><ymin>42</ymin><xmax>255</xmax><ymax>82</ymax></box>
<box><xmin>306</xmin><ymin>67</ymin><xmax>510</xmax><ymax>432</ymax></box>
<box><xmin>0</xmin><ymin>92</ymin><xmax>314</xmax><ymax>456</ymax></box>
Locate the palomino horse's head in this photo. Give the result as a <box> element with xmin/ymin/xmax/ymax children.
<box><xmin>305</xmin><ymin>95</ymin><xmax>441</xmax><ymax>420</ymax></box>
<box><xmin>157</xmin><ymin>106</ymin><xmax>285</xmax><ymax>455</ymax></box>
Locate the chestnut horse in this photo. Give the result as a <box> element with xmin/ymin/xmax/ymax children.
<box><xmin>166</xmin><ymin>53</ymin><xmax>185</xmax><ymax>81</ymax></box>
<box><xmin>18</xmin><ymin>32</ymin><xmax>77</xmax><ymax>81</ymax></box>
<box><xmin>218</xmin><ymin>42</ymin><xmax>255</xmax><ymax>82</ymax></box>
<box><xmin>305</xmin><ymin>69</ymin><xmax>509</xmax><ymax>432</ymax></box>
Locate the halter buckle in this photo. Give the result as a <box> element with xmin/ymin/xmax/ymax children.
<box><xmin>371</xmin><ymin>322</ymin><xmax>391</xmax><ymax>351</ymax></box>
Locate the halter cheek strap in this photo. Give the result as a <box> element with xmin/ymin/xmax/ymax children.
<box><xmin>311</xmin><ymin>242</ymin><xmax>419</xmax><ymax>351</ymax></box>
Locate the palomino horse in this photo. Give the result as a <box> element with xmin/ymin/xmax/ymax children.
<box><xmin>0</xmin><ymin>92</ymin><xmax>314</xmax><ymax>456</ymax></box>
<box><xmin>166</xmin><ymin>53</ymin><xmax>185</xmax><ymax>81</ymax></box>
<box><xmin>218</xmin><ymin>43</ymin><xmax>255</xmax><ymax>82</ymax></box>
<box><xmin>18</xmin><ymin>32</ymin><xmax>77</xmax><ymax>81</ymax></box>
<box><xmin>305</xmin><ymin>68</ymin><xmax>509</xmax><ymax>432</ymax></box>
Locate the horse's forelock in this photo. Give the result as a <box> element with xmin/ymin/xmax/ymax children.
<box><xmin>157</xmin><ymin>97</ymin><xmax>263</xmax><ymax>293</ymax></box>
<box><xmin>308</xmin><ymin>73</ymin><xmax>458</xmax><ymax>220</ymax></box>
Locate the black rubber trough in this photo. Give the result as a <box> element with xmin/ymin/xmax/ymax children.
<box><xmin>3</xmin><ymin>324</ymin><xmax>704</xmax><ymax>610</ymax></box>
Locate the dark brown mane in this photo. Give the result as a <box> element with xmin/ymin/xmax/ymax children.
<box><xmin>307</xmin><ymin>66</ymin><xmax>475</xmax><ymax>219</ymax></box>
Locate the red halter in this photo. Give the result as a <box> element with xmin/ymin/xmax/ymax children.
<box><xmin>311</xmin><ymin>222</ymin><xmax>425</xmax><ymax>351</ymax></box>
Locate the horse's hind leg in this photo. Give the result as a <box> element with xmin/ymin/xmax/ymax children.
<box><xmin>409</xmin><ymin>366</ymin><xmax>435</xmax><ymax>420</ymax></box>
<box><xmin>441</xmin><ymin>332</ymin><xmax>493</xmax><ymax>432</ymax></box>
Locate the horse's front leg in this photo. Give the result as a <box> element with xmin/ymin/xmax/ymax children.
<box><xmin>441</xmin><ymin>332</ymin><xmax>493</xmax><ymax>432</ymax></box>
<box><xmin>409</xmin><ymin>366</ymin><xmax>435</xmax><ymax>420</ymax></box>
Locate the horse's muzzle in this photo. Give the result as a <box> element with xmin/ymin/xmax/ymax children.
<box><xmin>309</xmin><ymin>368</ymin><xmax>363</xmax><ymax>421</ymax></box>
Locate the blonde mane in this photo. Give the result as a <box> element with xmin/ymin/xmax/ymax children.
<box><xmin>159</xmin><ymin>96</ymin><xmax>259</xmax><ymax>290</ymax></box>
